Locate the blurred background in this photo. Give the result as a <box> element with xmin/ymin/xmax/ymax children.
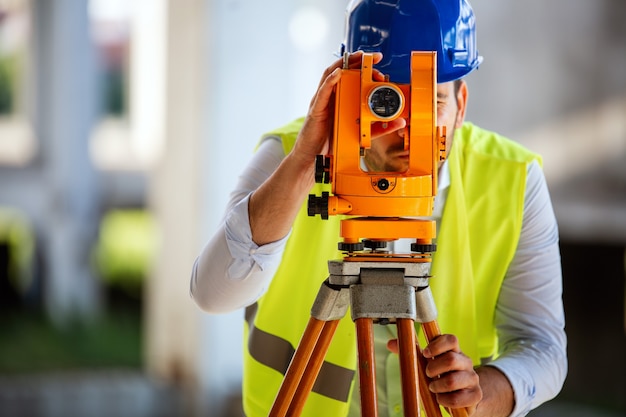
<box><xmin>0</xmin><ymin>0</ymin><xmax>624</xmax><ymax>416</ymax></box>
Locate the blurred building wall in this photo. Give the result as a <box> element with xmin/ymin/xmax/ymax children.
<box><xmin>193</xmin><ymin>0</ymin><xmax>626</xmax><ymax>414</ymax></box>
<box><xmin>463</xmin><ymin>1</ymin><xmax>626</xmax><ymax>411</ymax></box>
<box><xmin>0</xmin><ymin>0</ymin><xmax>102</xmax><ymax>323</ymax></box>
<box><xmin>142</xmin><ymin>1</ymin><xmax>205</xmax><ymax>416</ymax></box>
<box><xmin>468</xmin><ymin>0</ymin><xmax>626</xmax><ymax>243</ymax></box>
<box><xmin>193</xmin><ymin>1</ymin><xmax>347</xmax><ymax>414</ymax></box>
<box><xmin>0</xmin><ymin>0</ymin><xmax>623</xmax><ymax>416</ymax></box>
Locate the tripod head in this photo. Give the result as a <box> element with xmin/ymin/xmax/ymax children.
<box><xmin>308</xmin><ymin>52</ymin><xmax>446</xmax><ymax>253</ymax></box>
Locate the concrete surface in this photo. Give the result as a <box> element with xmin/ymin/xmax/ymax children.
<box><xmin>0</xmin><ymin>370</ymin><xmax>624</xmax><ymax>417</ymax></box>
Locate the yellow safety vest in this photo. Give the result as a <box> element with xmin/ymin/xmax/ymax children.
<box><xmin>242</xmin><ymin>119</ymin><xmax>541</xmax><ymax>417</ymax></box>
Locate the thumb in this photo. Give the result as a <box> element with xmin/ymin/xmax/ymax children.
<box><xmin>371</xmin><ymin>118</ymin><xmax>407</xmax><ymax>139</ymax></box>
<box><xmin>386</xmin><ymin>339</ymin><xmax>399</xmax><ymax>354</ymax></box>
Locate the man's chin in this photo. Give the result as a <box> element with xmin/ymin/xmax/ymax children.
<box><xmin>385</xmin><ymin>156</ymin><xmax>409</xmax><ymax>173</ymax></box>
<box><xmin>383</xmin><ymin>163</ymin><xmax>409</xmax><ymax>173</ymax></box>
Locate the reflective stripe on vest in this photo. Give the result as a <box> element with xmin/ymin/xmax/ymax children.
<box><xmin>245</xmin><ymin>303</ymin><xmax>355</xmax><ymax>402</ymax></box>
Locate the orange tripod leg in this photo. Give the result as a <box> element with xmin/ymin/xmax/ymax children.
<box><xmin>287</xmin><ymin>319</ymin><xmax>340</xmax><ymax>416</ymax></box>
<box><xmin>422</xmin><ymin>321</ymin><xmax>469</xmax><ymax>417</ymax></box>
<box><xmin>396</xmin><ymin>318</ymin><xmax>420</xmax><ymax>417</ymax></box>
<box><xmin>269</xmin><ymin>317</ymin><xmax>327</xmax><ymax>417</ymax></box>
<box><xmin>416</xmin><ymin>340</ymin><xmax>443</xmax><ymax>417</ymax></box>
<box><xmin>356</xmin><ymin>318</ymin><xmax>378</xmax><ymax>417</ymax></box>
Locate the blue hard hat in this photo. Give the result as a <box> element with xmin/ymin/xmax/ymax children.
<box><xmin>343</xmin><ymin>0</ymin><xmax>483</xmax><ymax>83</ymax></box>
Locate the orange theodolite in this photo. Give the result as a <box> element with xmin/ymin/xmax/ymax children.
<box><xmin>271</xmin><ymin>52</ymin><xmax>469</xmax><ymax>417</ymax></box>
<box><xmin>308</xmin><ymin>51</ymin><xmax>446</xmax><ymax>255</ymax></box>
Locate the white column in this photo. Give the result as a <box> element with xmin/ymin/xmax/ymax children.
<box><xmin>142</xmin><ymin>0</ymin><xmax>204</xmax><ymax>414</ymax></box>
<box><xmin>196</xmin><ymin>1</ymin><xmax>348</xmax><ymax>415</ymax></box>
<box><xmin>33</xmin><ymin>0</ymin><xmax>101</xmax><ymax>323</ymax></box>
<box><xmin>144</xmin><ymin>0</ymin><xmax>349</xmax><ymax>415</ymax></box>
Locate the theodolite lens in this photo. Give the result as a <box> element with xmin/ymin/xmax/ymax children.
<box><xmin>368</xmin><ymin>85</ymin><xmax>403</xmax><ymax>119</ymax></box>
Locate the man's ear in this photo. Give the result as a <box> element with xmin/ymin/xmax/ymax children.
<box><xmin>455</xmin><ymin>80</ymin><xmax>468</xmax><ymax>129</ymax></box>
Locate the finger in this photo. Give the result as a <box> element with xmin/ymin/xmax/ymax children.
<box><xmin>423</xmin><ymin>334</ymin><xmax>461</xmax><ymax>358</ymax></box>
<box><xmin>435</xmin><ymin>386</ymin><xmax>482</xmax><ymax>410</ymax></box>
<box><xmin>372</xmin><ymin>69</ymin><xmax>386</xmax><ymax>82</ymax></box>
<box><xmin>298</xmin><ymin>67</ymin><xmax>342</xmax><ymax>157</ymax></box>
<box><xmin>426</xmin><ymin>351</ymin><xmax>473</xmax><ymax>379</ymax></box>
<box><xmin>309</xmin><ymin>67</ymin><xmax>341</xmax><ymax>118</ymax></box>
<box><xmin>343</xmin><ymin>50</ymin><xmax>380</xmax><ymax>71</ymax></box>
<box><xmin>317</xmin><ymin>51</ymin><xmax>364</xmax><ymax>88</ymax></box>
<box><xmin>386</xmin><ymin>339</ymin><xmax>399</xmax><ymax>354</ymax></box>
<box><xmin>311</xmin><ymin>51</ymin><xmax>365</xmax><ymax>109</ymax></box>
<box><xmin>428</xmin><ymin>367</ymin><xmax>481</xmax><ymax>408</ymax></box>
<box><xmin>352</xmin><ymin>52</ymin><xmax>387</xmax><ymax>81</ymax></box>
<box><xmin>370</xmin><ymin>53</ymin><xmax>386</xmax><ymax>81</ymax></box>
<box><xmin>322</xmin><ymin>51</ymin><xmax>385</xmax><ymax>83</ymax></box>
<box><xmin>346</xmin><ymin>50</ymin><xmax>366</xmax><ymax>69</ymax></box>
<box><xmin>429</xmin><ymin>369</ymin><xmax>478</xmax><ymax>393</ymax></box>
<box><xmin>370</xmin><ymin>118</ymin><xmax>406</xmax><ymax>139</ymax></box>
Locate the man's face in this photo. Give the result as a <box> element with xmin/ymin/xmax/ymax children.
<box><xmin>363</xmin><ymin>80</ymin><xmax>467</xmax><ymax>172</ymax></box>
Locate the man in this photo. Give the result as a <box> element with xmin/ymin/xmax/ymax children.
<box><xmin>190</xmin><ymin>1</ymin><xmax>567</xmax><ymax>416</ymax></box>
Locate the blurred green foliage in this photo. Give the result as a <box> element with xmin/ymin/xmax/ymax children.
<box><xmin>0</xmin><ymin>206</ymin><xmax>34</xmax><ymax>297</ymax></box>
<box><xmin>0</xmin><ymin>54</ymin><xmax>17</xmax><ymax>115</ymax></box>
<box><xmin>0</xmin><ymin>309</ymin><xmax>142</xmax><ymax>373</ymax></box>
<box><xmin>0</xmin><ymin>208</ymin><xmax>155</xmax><ymax>373</ymax></box>
<box><xmin>103</xmin><ymin>67</ymin><xmax>126</xmax><ymax>116</ymax></box>
<box><xmin>93</xmin><ymin>209</ymin><xmax>159</xmax><ymax>296</ymax></box>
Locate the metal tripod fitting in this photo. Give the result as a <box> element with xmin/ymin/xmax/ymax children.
<box><xmin>414</xmin><ymin>285</ymin><xmax>438</xmax><ymax>323</ymax></box>
<box><xmin>324</xmin><ymin>259</ymin><xmax>438</xmax><ymax>323</ymax></box>
<box><xmin>350</xmin><ymin>269</ymin><xmax>417</xmax><ymax>321</ymax></box>
<box><xmin>327</xmin><ymin>260</ymin><xmax>431</xmax><ymax>287</ymax></box>
<box><xmin>310</xmin><ymin>279</ymin><xmax>350</xmax><ymax>321</ymax></box>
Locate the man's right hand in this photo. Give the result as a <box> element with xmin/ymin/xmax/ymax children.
<box><xmin>249</xmin><ymin>51</ymin><xmax>403</xmax><ymax>246</ymax></box>
<box><xmin>291</xmin><ymin>51</ymin><xmax>370</xmax><ymax>165</ymax></box>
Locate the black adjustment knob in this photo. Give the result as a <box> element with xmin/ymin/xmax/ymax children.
<box><xmin>314</xmin><ymin>155</ymin><xmax>331</xmax><ymax>184</ymax></box>
<box><xmin>307</xmin><ymin>192</ymin><xmax>329</xmax><ymax>219</ymax></box>
<box><xmin>362</xmin><ymin>239</ymin><xmax>388</xmax><ymax>250</ymax></box>
<box><xmin>338</xmin><ymin>241</ymin><xmax>365</xmax><ymax>252</ymax></box>
<box><xmin>410</xmin><ymin>243</ymin><xmax>437</xmax><ymax>253</ymax></box>
<box><xmin>377</xmin><ymin>178</ymin><xmax>390</xmax><ymax>191</ymax></box>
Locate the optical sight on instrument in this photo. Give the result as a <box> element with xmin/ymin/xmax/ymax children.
<box><xmin>308</xmin><ymin>52</ymin><xmax>447</xmax><ymax>250</ymax></box>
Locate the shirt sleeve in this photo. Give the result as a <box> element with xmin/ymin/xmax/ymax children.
<box><xmin>487</xmin><ymin>160</ymin><xmax>567</xmax><ymax>416</ymax></box>
<box><xmin>190</xmin><ymin>138</ymin><xmax>289</xmax><ymax>313</ymax></box>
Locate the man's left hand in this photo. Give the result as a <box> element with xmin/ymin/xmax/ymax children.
<box><xmin>387</xmin><ymin>334</ymin><xmax>483</xmax><ymax>414</ymax></box>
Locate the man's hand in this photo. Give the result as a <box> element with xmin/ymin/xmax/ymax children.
<box><xmin>421</xmin><ymin>334</ymin><xmax>482</xmax><ymax>412</ymax></box>
<box><xmin>387</xmin><ymin>334</ymin><xmax>482</xmax><ymax>414</ymax></box>
<box><xmin>292</xmin><ymin>51</ymin><xmax>404</xmax><ymax>164</ymax></box>
<box><xmin>250</xmin><ymin>51</ymin><xmax>405</xmax><ymax>246</ymax></box>
<box><xmin>291</xmin><ymin>51</ymin><xmax>370</xmax><ymax>165</ymax></box>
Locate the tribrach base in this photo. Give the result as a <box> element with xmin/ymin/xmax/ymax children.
<box><xmin>268</xmin><ymin>258</ymin><xmax>468</xmax><ymax>417</ymax></box>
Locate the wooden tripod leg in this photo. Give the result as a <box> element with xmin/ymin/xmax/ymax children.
<box><xmin>355</xmin><ymin>318</ymin><xmax>378</xmax><ymax>417</ymax></box>
<box><xmin>269</xmin><ymin>317</ymin><xmax>326</xmax><ymax>417</ymax></box>
<box><xmin>396</xmin><ymin>318</ymin><xmax>420</xmax><ymax>417</ymax></box>
<box><xmin>287</xmin><ymin>319</ymin><xmax>340</xmax><ymax>416</ymax></box>
<box><xmin>416</xmin><ymin>339</ymin><xmax>443</xmax><ymax>417</ymax></box>
<box><xmin>422</xmin><ymin>321</ymin><xmax>469</xmax><ymax>417</ymax></box>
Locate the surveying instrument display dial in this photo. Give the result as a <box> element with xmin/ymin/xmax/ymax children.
<box><xmin>368</xmin><ymin>85</ymin><xmax>404</xmax><ymax>119</ymax></box>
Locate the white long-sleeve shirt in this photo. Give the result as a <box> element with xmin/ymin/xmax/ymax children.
<box><xmin>191</xmin><ymin>136</ymin><xmax>567</xmax><ymax>417</ymax></box>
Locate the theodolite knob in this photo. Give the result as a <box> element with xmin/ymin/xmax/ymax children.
<box><xmin>307</xmin><ymin>192</ymin><xmax>329</xmax><ymax>219</ymax></box>
<box><xmin>362</xmin><ymin>239</ymin><xmax>388</xmax><ymax>250</ymax></box>
<box><xmin>410</xmin><ymin>243</ymin><xmax>437</xmax><ymax>253</ymax></box>
<box><xmin>338</xmin><ymin>241</ymin><xmax>365</xmax><ymax>252</ymax></box>
<box><xmin>314</xmin><ymin>155</ymin><xmax>330</xmax><ymax>184</ymax></box>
